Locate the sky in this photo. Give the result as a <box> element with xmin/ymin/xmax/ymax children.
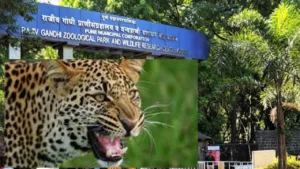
<box><xmin>37</xmin><ymin>0</ymin><xmax>61</xmax><ymax>5</ymax></box>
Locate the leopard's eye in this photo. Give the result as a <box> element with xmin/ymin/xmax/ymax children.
<box><xmin>129</xmin><ymin>90</ymin><xmax>138</xmax><ymax>100</ymax></box>
<box><xmin>92</xmin><ymin>93</ymin><xmax>110</xmax><ymax>102</ymax></box>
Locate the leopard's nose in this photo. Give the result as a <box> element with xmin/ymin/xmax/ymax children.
<box><xmin>121</xmin><ymin>119</ymin><xmax>136</xmax><ymax>137</ymax></box>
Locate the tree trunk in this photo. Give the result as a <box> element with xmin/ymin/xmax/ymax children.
<box><xmin>230</xmin><ymin>110</ymin><xmax>237</xmax><ymax>143</ymax></box>
<box><xmin>230</xmin><ymin>108</ymin><xmax>237</xmax><ymax>161</ymax></box>
<box><xmin>277</xmin><ymin>90</ymin><xmax>287</xmax><ymax>169</ymax></box>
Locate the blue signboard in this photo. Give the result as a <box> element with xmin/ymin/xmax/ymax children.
<box><xmin>1</xmin><ymin>3</ymin><xmax>210</xmax><ymax>59</ymax></box>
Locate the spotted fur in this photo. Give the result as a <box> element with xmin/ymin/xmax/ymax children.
<box><xmin>4</xmin><ymin>59</ymin><xmax>145</xmax><ymax>167</ymax></box>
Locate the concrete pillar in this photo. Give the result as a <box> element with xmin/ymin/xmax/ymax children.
<box><xmin>58</xmin><ymin>45</ymin><xmax>74</xmax><ymax>59</ymax></box>
<box><xmin>8</xmin><ymin>43</ymin><xmax>21</xmax><ymax>59</ymax></box>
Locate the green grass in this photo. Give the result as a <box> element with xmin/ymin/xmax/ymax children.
<box><xmin>61</xmin><ymin>59</ymin><xmax>198</xmax><ymax>167</ymax></box>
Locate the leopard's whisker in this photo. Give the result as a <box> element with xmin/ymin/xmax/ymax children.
<box><xmin>138</xmin><ymin>80</ymin><xmax>156</xmax><ymax>85</ymax></box>
<box><xmin>136</xmin><ymin>85</ymin><xmax>150</xmax><ymax>91</ymax></box>
<box><xmin>121</xmin><ymin>155</ymin><xmax>129</xmax><ymax>167</ymax></box>
<box><xmin>143</xmin><ymin>102</ymin><xmax>173</xmax><ymax>113</ymax></box>
<box><xmin>144</xmin><ymin>112</ymin><xmax>170</xmax><ymax>120</ymax></box>
<box><xmin>144</xmin><ymin>120</ymin><xmax>174</xmax><ymax>128</ymax></box>
<box><xmin>144</xmin><ymin>111</ymin><xmax>170</xmax><ymax>117</ymax></box>
<box><xmin>139</xmin><ymin>127</ymin><xmax>147</xmax><ymax>143</ymax></box>
<box><xmin>142</xmin><ymin>127</ymin><xmax>157</xmax><ymax>153</ymax></box>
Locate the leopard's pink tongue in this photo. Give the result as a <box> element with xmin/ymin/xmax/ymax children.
<box><xmin>97</xmin><ymin>135</ymin><xmax>127</xmax><ymax>157</ymax></box>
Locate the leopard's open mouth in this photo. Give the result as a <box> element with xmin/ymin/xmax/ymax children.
<box><xmin>87</xmin><ymin>126</ymin><xmax>127</xmax><ymax>163</ymax></box>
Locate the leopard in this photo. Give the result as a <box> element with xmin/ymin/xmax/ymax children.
<box><xmin>4</xmin><ymin>59</ymin><xmax>145</xmax><ymax>167</ymax></box>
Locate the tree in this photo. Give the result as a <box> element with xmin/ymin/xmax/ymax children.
<box><xmin>259</xmin><ymin>3</ymin><xmax>300</xmax><ymax>168</ymax></box>
<box><xmin>0</xmin><ymin>0</ymin><xmax>44</xmax><ymax>60</ymax></box>
<box><xmin>0</xmin><ymin>0</ymin><xmax>37</xmax><ymax>35</ymax></box>
<box><xmin>198</xmin><ymin>1</ymin><xmax>300</xmax><ymax>166</ymax></box>
<box><xmin>198</xmin><ymin>4</ymin><xmax>270</xmax><ymax>145</ymax></box>
<box><xmin>60</xmin><ymin>0</ymin><xmax>192</xmax><ymax>27</ymax></box>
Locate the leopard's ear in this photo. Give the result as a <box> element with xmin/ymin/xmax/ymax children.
<box><xmin>120</xmin><ymin>59</ymin><xmax>145</xmax><ymax>84</ymax></box>
<box><xmin>42</xmin><ymin>60</ymin><xmax>84</xmax><ymax>94</ymax></box>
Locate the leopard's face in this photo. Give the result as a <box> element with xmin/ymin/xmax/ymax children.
<box><xmin>60</xmin><ymin>71</ymin><xmax>143</xmax><ymax>136</ymax></box>
<box><xmin>47</xmin><ymin>60</ymin><xmax>145</xmax><ymax>166</ymax></box>
<box><xmin>5</xmin><ymin>59</ymin><xmax>146</xmax><ymax>167</ymax></box>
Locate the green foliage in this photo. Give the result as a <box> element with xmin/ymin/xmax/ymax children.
<box><xmin>0</xmin><ymin>63</ymin><xmax>3</xmax><ymax>136</ymax></box>
<box><xmin>0</xmin><ymin>0</ymin><xmax>37</xmax><ymax>35</ymax></box>
<box><xmin>60</xmin><ymin>0</ymin><xmax>95</xmax><ymax>9</ymax></box>
<box><xmin>183</xmin><ymin>1</ymin><xmax>240</xmax><ymax>36</ymax></box>
<box><xmin>268</xmin><ymin>3</ymin><xmax>300</xmax><ymax>40</ymax></box>
<box><xmin>259</xmin><ymin>2</ymin><xmax>300</xmax><ymax>133</ymax></box>
<box><xmin>262</xmin><ymin>156</ymin><xmax>300</xmax><ymax>169</ymax></box>
<box><xmin>21</xmin><ymin>36</ymin><xmax>47</xmax><ymax>59</ymax></box>
<box><xmin>36</xmin><ymin>46</ymin><xmax>59</xmax><ymax>59</ymax></box>
<box><xmin>61</xmin><ymin>60</ymin><xmax>198</xmax><ymax>167</ymax></box>
<box><xmin>60</xmin><ymin>0</ymin><xmax>192</xmax><ymax>27</ymax></box>
<box><xmin>199</xmin><ymin>0</ymin><xmax>300</xmax><ymax>146</ymax></box>
<box><xmin>0</xmin><ymin>0</ymin><xmax>46</xmax><ymax>60</ymax></box>
<box><xmin>228</xmin><ymin>9</ymin><xmax>267</xmax><ymax>38</ymax></box>
<box><xmin>0</xmin><ymin>45</ymin><xmax>5</xmax><ymax>138</ymax></box>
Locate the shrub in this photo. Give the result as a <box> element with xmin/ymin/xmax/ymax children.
<box><xmin>264</xmin><ymin>156</ymin><xmax>300</xmax><ymax>169</ymax></box>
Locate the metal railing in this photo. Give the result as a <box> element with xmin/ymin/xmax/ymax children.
<box><xmin>140</xmin><ymin>168</ymin><xmax>197</xmax><ymax>169</ymax></box>
<box><xmin>198</xmin><ymin>161</ymin><xmax>252</xmax><ymax>169</ymax></box>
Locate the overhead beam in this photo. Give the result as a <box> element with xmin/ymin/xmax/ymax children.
<box><xmin>0</xmin><ymin>35</ymin><xmax>6</xmax><ymax>40</ymax></box>
<box><xmin>51</xmin><ymin>42</ymin><xmax>67</xmax><ymax>48</ymax></box>
<box><xmin>97</xmin><ymin>48</ymin><xmax>110</xmax><ymax>53</ymax></box>
<box><xmin>110</xmin><ymin>49</ymin><xmax>123</xmax><ymax>55</ymax></box>
<box><xmin>122</xmin><ymin>51</ymin><xmax>134</xmax><ymax>56</ymax></box>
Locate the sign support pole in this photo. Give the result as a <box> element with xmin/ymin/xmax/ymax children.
<box><xmin>146</xmin><ymin>55</ymin><xmax>154</xmax><ymax>59</ymax></box>
<box><xmin>58</xmin><ymin>45</ymin><xmax>74</xmax><ymax>59</ymax></box>
<box><xmin>8</xmin><ymin>43</ymin><xmax>21</xmax><ymax>59</ymax></box>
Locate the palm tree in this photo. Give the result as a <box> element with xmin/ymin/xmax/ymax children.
<box><xmin>259</xmin><ymin>3</ymin><xmax>300</xmax><ymax>169</ymax></box>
